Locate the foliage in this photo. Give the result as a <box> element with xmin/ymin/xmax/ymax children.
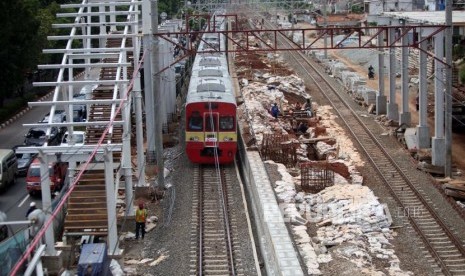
<box><xmin>351</xmin><ymin>5</ymin><xmax>364</xmax><ymax>14</ymax></box>
<box><xmin>0</xmin><ymin>93</ymin><xmax>36</xmax><ymax>124</ymax></box>
<box><xmin>453</xmin><ymin>44</ymin><xmax>465</xmax><ymax>61</ymax></box>
<box><xmin>0</xmin><ymin>0</ymin><xmax>183</xmax><ymax>110</ymax></box>
<box><xmin>0</xmin><ymin>0</ymin><xmax>41</xmax><ymax>107</ymax></box>
<box><xmin>459</xmin><ymin>63</ymin><xmax>465</xmax><ymax>84</ymax></box>
<box><xmin>159</xmin><ymin>0</ymin><xmax>182</xmax><ymax>20</ymax></box>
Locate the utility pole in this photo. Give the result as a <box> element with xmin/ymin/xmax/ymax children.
<box><xmin>143</xmin><ymin>0</ymin><xmax>156</xmax><ymax>164</ymax></box>
<box><xmin>323</xmin><ymin>0</ymin><xmax>328</xmax><ymax>59</ymax></box>
<box><xmin>445</xmin><ymin>0</ymin><xmax>452</xmax><ymax>177</ymax></box>
<box><xmin>142</xmin><ymin>0</ymin><xmax>165</xmax><ymax>189</ymax></box>
<box><xmin>152</xmin><ymin>0</ymin><xmax>165</xmax><ymax>189</ymax></box>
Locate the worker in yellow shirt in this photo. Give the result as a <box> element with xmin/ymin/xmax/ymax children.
<box><xmin>135</xmin><ymin>202</ymin><xmax>148</xmax><ymax>240</ymax></box>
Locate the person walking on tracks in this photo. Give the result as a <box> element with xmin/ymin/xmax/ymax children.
<box><xmin>135</xmin><ymin>202</ymin><xmax>148</xmax><ymax>240</ymax></box>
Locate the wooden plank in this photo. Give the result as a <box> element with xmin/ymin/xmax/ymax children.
<box><xmin>64</xmin><ymin>220</ymin><xmax>108</xmax><ymax>228</ymax></box>
<box><xmin>66</xmin><ymin>214</ymin><xmax>108</xmax><ymax>221</ymax></box>
<box><xmin>443</xmin><ymin>183</ymin><xmax>465</xmax><ymax>192</ymax></box>
<box><xmin>300</xmin><ymin>136</ymin><xmax>336</xmax><ymax>144</ymax></box>
<box><xmin>64</xmin><ymin>231</ymin><xmax>107</xmax><ymax>237</ymax></box>
<box><xmin>68</xmin><ymin>196</ymin><xmax>106</xmax><ymax>203</ymax></box>
<box><xmin>417</xmin><ymin>162</ymin><xmax>445</xmax><ymax>175</ymax></box>
<box><xmin>444</xmin><ymin>188</ymin><xmax>465</xmax><ymax>199</ymax></box>
<box><xmin>67</xmin><ymin>207</ymin><xmax>107</xmax><ymax>213</ymax></box>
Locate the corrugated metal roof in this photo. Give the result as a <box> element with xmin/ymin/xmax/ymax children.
<box><xmin>383</xmin><ymin>11</ymin><xmax>465</xmax><ymax>25</ymax></box>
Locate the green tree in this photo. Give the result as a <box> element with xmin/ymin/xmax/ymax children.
<box><xmin>0</xmin><ymin>0</ymin><xmax>41</xmax><ymax>107</ymax></box>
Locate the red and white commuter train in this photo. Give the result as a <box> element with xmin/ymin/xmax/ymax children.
<box><xmin>185</xmin><ymin>16</ymin><xmax>237</xmax><ymax>164</ymax></box>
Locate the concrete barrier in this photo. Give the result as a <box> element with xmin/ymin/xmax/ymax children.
<box><xmin>237</xmin><ymin>131</ymin><xmax>304</xmax><ymax>276</ymax></box>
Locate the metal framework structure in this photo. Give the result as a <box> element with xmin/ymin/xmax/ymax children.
<box><xmin>14</xmin><ymin>0</ymin><xmax>143</xmax><ymax>273</ymax></box>
<box><xmin>155</xmin><ymin>24</ymin><xmax>449</xmax><ymax>74</ymax></box>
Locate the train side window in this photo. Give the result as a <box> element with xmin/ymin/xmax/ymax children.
<box><xmin>188</xmin><ymin>113</ymin><xmax>203</xmax><ymax>131</ymax></box>
<box><xmin>219</xmin><ymin>116</ymin><xmax>234</xmax><ymax>130</ymax></box>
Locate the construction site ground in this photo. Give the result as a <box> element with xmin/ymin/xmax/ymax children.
<box><xmin>119</xmin><ymin>20</ymin><xmax>465</xmax><ymax>275</ymax></box>
<box><xmin>301</xmin><ymin>22</ymin><xmax>465</xmax><ymax>177</ymax></box>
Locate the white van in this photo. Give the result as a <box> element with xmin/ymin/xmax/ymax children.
<box><xmin>0</xmin><ymin>149</ymin><xmax>17</xmax><ymax>190</ymax></box>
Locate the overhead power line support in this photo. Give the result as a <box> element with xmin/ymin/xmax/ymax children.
<box><xmin>143</xmin><ymin>0</ymin><xmax>156</xmax><ymax>164</ymax></box>
<box><xmin>152</xmin><ymin>0</ymin><xmax>165</xmax><ymax>190</ymax></box>
<box><xmin>445</xmin><ymin>0</ymin><xmax>453</xmax><ymax>177</ymax></box>
<box><xmin>132</xmin><ymin>2</ymin><xmax>145</xmax><ymax>186</ymax></box>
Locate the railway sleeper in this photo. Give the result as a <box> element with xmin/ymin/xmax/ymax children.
<box><xmin>202</xmin><ymin>270</ymin><xmax>231</xmax><ymax>275</ymax></box>
<box><xmin>443</xmin><ymin>259</ymin><xmax>465</xmax><ymax>264</ymax></box>
<box><xmin>429</xmin><ymin>240</ymin><xmax>455</xmax><ymax>245</ymax></box>
<box><xmin>437</xmin><ymin>249</ymin><xmax>462</xmax><ymax>254</ymax></box>
<box><xmin>415</xmin><ymin>220</ymin><xmax>438</xmax><ymax>225</ymax></box>
<box><xmin>204</xmin><ymin>231</ymin><xmax>226</xmax><ymax>236</ymax></box>
<box><xmin>425</xmin><ymin>236</ymin><xmax>450</xmax><ymax>241</ymax></box>
<box><xmin>203</xmin><ymin>263</ymin><xmax>230</xmax><ymax>268</ymax></box>
<box><xmin>444</xmin><ymin>264</ymin><xmax>465</xmax><ymax>268</ymax></box>
<box><xmin>439</xmin><ymin>254</ymin><xmax>464</xmax><ymax>259</ymax></box>
<box><xmin>202</xmin><ymin>253</ymin><xmax>228</xmax><ymax>258</ymax></box>
<box><xmin>421</xmin><ymin>227</ymin><xmax>444</xmax><ymax>232</ymax></box>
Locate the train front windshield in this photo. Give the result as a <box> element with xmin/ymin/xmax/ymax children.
<box><xmin>219</xmin><ymin>116</ymin><xmax>234</xmax><ymax>130</ymax></box>
<box><xmin>188</xmin><ymin>112</ymin><xmax>203</xmax><ymax>131</ymax></box>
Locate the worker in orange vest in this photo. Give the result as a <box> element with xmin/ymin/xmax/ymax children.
<box><xmin>135</xmin><ymin>202</ymin><xmax>148</xmax><ymax>240</ymax></box>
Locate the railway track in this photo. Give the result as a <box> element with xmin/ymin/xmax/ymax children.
<box><xmin>257</xmin><ymin>19</ymin><xmax>465</xmax><ymax>275</ymax></box>
<box><xmin>190</xmin><ymin>165</ymin><xmax>243</xmax><ymax>276</ymax></box>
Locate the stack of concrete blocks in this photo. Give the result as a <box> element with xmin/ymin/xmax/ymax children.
<box><xmin>331</xmin><ymin>63</ymin><xmax>348</xmax><ymax>80</ymax></box>
<box><xmin>359</xmin><ymin>87</ymin><xmax>377</xmax><ymax>106</ymax></box>
<box><xmin>341</xmin><ymin>71</ymin><xmax>359</xmax><ymax>92</ymax></box>
<box><xmin>312</xmin><ymin>51</ymin><xmax>330</xmax><ymax>64</ymax></box>
<box><xmin>293</xmin><ymin>32</ymin><xmax>303</xmax><ymax>44</ymax></box>
<box><xmin>348</xmin><ymin>77</ymin><xmax>367</xmax><ymax>94</ymax></box>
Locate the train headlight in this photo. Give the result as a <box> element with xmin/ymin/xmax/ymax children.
<box><xmin>190</xmin><ymin>136</ymin><xmax>199</xmax><ymax>141</ymax></box>
<box><xmin>223</xmin><ymin>137</ymin><xmax>233</xmax><ymax>141</ymax></box>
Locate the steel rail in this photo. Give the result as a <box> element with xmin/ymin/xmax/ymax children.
<box><xmin>196</xmin><ymin>165</ymin><xmax>236</xmax><ymax>276</ymax></box>
<box><xmin>266</xmin><ymin>20</ymin><xmax>465</xmax><ymax>275</ymax></box>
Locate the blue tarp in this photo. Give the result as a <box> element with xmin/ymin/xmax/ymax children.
<box><xmin>0</xmin><ymin>229</ymin><xmax>29</xmax><ymax>276</ymax></box>
<box><xmin>77</xmin><ymin>243</ymin><xmax>108</xmax><ymax>276</ymax></box>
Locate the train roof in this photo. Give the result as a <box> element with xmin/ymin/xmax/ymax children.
<box><xmin>192</xmin><ymin>55</ymin><xmax>228</xmax><ymax>68</ymax></box>
<box><xmin>186</xmin><ymin>76</ymin><xmax>236</xmax><ymax>105</ymax></box>
<box><xmin>186</xmin><ymin>13</ymin><xmax>234</xmax><ymax>106</ymax></box>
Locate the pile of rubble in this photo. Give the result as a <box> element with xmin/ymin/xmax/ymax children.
<box><xmin>236</xmin><ymin>50</ymin><xmax>412</xmax><ymax>274</ymax></box>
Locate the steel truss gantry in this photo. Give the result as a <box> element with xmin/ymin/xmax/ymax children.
<box><xmin>156</xmin><ymin>25</ymin><xmax>449</xmax><ymax>69</ymax></box>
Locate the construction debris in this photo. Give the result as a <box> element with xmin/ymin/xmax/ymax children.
<box><xmin>443</xmin><ymin>181</ymin><xmax>465</xmax><ymax>200</ymax></box>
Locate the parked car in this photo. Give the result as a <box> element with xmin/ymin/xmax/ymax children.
<box><xmin>79</xmin><ymin>84</ymin><xmax>98</xmax><ymax>96</ymax></box>
<box><xmin>72</xmin><ymin>94</ymin><xmax>87</xmax><ymax>122</ymax></box>
<box><xmin>61</xmin><ymin>131</ymin><xmax>86</xmax><ymax>146</ymax></box>
<box><xmin>41</xmin><ymin>110</ymin><xmax>67</xmax><ymax>134</ymax></box>
<box><xmin>12</xmin><ymin>145</ymin><xmax>37</xmax><ymax>176</ymax></box>
<box><xmin>41</xmin><ymin>110</ymin><xmax>66</xmax><ymax>124</ymax></box>
<box><xmin>26</xmin><ymin>158</ymin><xmax>68</xmax><ymax>196</ymax></box>
<box><xmin>0</xmin><ymin>149</ymin><xmax>17</xmax><ymax>191</ymax></box>
<box><xmin>24</xmin><ymin>126</ymin><xmax>61</xmax><ymax>146</ymax></box>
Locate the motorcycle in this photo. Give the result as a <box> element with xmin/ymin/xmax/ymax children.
<box><xmin>368</xmin><ymin>67</ymin><xmax>375</xmax><ymax>79</ymax></box>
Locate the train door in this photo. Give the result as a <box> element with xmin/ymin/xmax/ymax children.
<box><xmin>204</xmin><ymin>112</ymin><xmax>219</xmax><ymax>148</ymax></box>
